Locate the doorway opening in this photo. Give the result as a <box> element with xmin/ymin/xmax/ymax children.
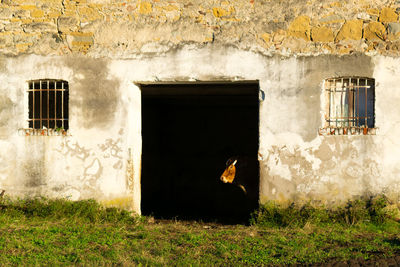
<box><xmin>140</xmin><ymin>82</ymin><xmax>259</xmax><ymax>223</ymax></box>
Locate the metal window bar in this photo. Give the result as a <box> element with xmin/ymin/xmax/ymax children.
<box><xmin>54</xmin><ymin>81</ymin><xmax>57</xmax><ymax>127</ymax></box>
<box><xmin>334</xmin><ymin>79</ymin><xmax>337</xmax><ymax>127</ymax></box>
<box><xmin>340</xmin><ymin>78</ymin><xmax>343</xmax><ymax>127</ymax></box>
<box><xmin>328</xmin><ymin>79</ymin><xmax>331</xmax><ymax>123</ymax></box>
<box><xmin>347</xmin><ymin>78</ymin><xmax>351</xmax><ymax>127</ymax></box>
<box><xmin>32</xmin><ymin>81</ymin><xmax>35</xmax><ymax>128</ymax></box>
<box><xmin>47</xmin><ymin>80</ymin><xmax>49</xmax><ymax>128</ymax></box>
<box><xmin>39</xmin><ymin>80</ymin><xmax>42</xmax><ymax>129</ymax></box>
<box><xmin>27</xmin><ymin>80</ymin><xmax>68</xmax><ymax>130</ymax></box>
<box><xmin>357</xmin><ymin>78</ymin><xmax>360</xmax><ymax>126</ymax></box>
<box><xmin>365</xmin><ymin>79</ymin><xmax>368</xmax><ymax>127</ymax></box>
<box><xmin>62</xmin><ymin>82</ymin><xmax>64</xmax><ymax>129</ymax></box>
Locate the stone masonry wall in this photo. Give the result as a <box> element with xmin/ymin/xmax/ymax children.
<box><xmin>0</xmin><ymin>0</ymin><xmax>399</xmax><ymax>57</ymax></box>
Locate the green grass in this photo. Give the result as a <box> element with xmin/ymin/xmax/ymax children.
<box><xmin>0</xmin><ymin>197</ymin><xmax>399</xmax><ymax>265</ymax></box>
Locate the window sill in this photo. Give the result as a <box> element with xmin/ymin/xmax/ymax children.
<box><xmin>319</xmin><ymin>127</ymin><xmax>377</xmax><ymax>136</ymax></box>
<box><xmin>18</xmin><ymin>128</ymin><xmax>69</xmax><ymax>136</ymax></box>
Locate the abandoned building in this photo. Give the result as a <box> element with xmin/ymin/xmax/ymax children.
<box><xmin>0</xmin><ymin>0</ymin><xmax>400</xmax><ymax>220</ymax></box>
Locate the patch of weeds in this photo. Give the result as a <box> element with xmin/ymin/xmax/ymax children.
<box><xmin>0</xmin><ymin>197</ymin><xmax>137</xmax><ymax>224</ymax></box>
<box><xmin>250</xmin><ymin>202</ymin><xmax>328</xmax><ymax>227</ymax></box>
<box><xmin>336</xmin><ymin>198</ymin><xmax>370</xmax><ymax>225</ymax></box>
<box><xmin>252</xmin><ymin>194</ymin><xmax>396</xmax><ymax>228</ymax></box>
<box><xmin>368</xmin><ymin>195</ymin><xmax>389</xmax><ymax>224</ymax></box>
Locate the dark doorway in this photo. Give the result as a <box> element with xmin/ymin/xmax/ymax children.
<box><xmin>140</xmin><ymin>82</ymin><xmax>259</xmax><ymax>223</ymax></box>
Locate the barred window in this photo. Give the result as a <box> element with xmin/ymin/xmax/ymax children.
<box><xmin>28</xmin><ymin>79</ymin><xmax>69</xmax><ymax>130</ymax></box>
<box><xmin>324</xmin><ymin>77</ymin><xmax>375</xmax><ymax>130</ymax></box>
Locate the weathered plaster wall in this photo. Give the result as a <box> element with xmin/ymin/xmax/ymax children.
<box><xmin>1</xmin><ymin>47</ymin><xmax>400</xmax><ymax>214</ymax></box>
<box><xmin>258</xmin><ymin>54</ymin><xmax>384</xmax><ymax>206</ymax></box>
<box><xmin>1</xmin><ymin>1</ymin><xmax>400</xmax><ymax>213</ymax></box>
<box><xmin>117</xmin><ymin>49</ymin><xmax>400</xmax><ymax>208</ymax></box>
<box><xmin>0</xmin><ymin>55</ymin><xmax>140</xmax><ymax>211</ymax></box>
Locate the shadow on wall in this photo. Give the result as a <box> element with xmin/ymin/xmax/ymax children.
<box><xmin>0</xmin><ymin>94</ymin><xmax>14</xmax><ymax>138</ymax></box>
<box><xmin>64</xmin><ymin>57</ymin><xmax>121</xmax><ymax>129</ymax></box>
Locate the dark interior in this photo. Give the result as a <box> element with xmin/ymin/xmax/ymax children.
<box><xmin>140</xmin><ymin>82</ymin><xmax>259</xmax><ymax>224</ymax></box>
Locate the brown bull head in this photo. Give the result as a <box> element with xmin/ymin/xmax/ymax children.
<box><xmin>220</xmin><ymin>159</ymin><xmax>248</xmax><ymax>194</ymax></box>
<box><xmin>220</xmin><ymin>159</ymin><xmax>237</xmax><ymax>184</ymax></box>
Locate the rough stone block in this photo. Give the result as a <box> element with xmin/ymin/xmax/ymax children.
<box><xmin>388</xmin><ymin>22</ymin><xmax>400</xmax><ymax>35</ymax></box>
<box><xmin>57</xmin><ymin>16</ymin><xmax>79</xmax><ymax>32</ymax></box>
<box><xmin>311</xmin><ymin>26</ymin><xmax>334</xmax><ymax>42</ymax></box>
<box><xmin>335</xmin><ymin>20</ymin><xmax>363</xmax><ymax>41</ymax></box>
<box><xmin>288</xmin><ymin>15</ymin><xmax>311</xmax><ymax>41</ymax></box>
<box><xmin>30</xmin><ymin>9</ymin><xmax>44</xmax><ymax>18</ymax></box>
<box><xmin>213</xmin><ymin>7</ymin><xmax>229</xmax><ymax>18</ymax></box>
<box><xmin>23</xmin><ymin>22</ymin><xmax>57</xmax><ymax>33</ymax></box>
<box><xmin>261</xmin><ymin>33</ymin><xmax>270</xmax><ymax>43</ymax></box>
<box><xmin>78</xmin><ymin>6</ymin><xmax>103</xmax><ymax>22</ymax></box>
<box><xmin>13</xmin><ymin>9</ymin><xmax>30</xmax><ymax>18</ymax></box>
<box><xmin>325</xmin><ymin>1</ymin><xmax>341</xmax><ymax>8</ymax></box>
<box><xmin>367</xmin><ymin>8</ymin><xmax>380</xmax><ymax>17</ymax></box>
<box><xmin>47</xmin><ymin>11</ymin><xmax>62</xmax><ymax>18</ymax></box>
<box><xmin>0</xmin><ymin>33</ymin><xmax>13</xmax><ymax>46</ymax></box>
<box><xmin>66</xmin><ymin>32</ymin><xmax>94</xmax><ymax>52</ymax></box>
<box><xmin>364</xmin><ymin>21</ymin><xmax>386</xmax><ymax>40</ymax></box>
<box><xmin>4</xmin><ymin>22</ymin><xmax>22</xmax><ymax>31</ymax></box>
<box><xmin>379</xmin><ymin>7</ymin><xmax>398</xmax><ymax>23</ymax></box>
<box><xmin>319</xmin><ymin>14</ymin><xmax>344</xmax><ymax>24</ymax></box>
<box><xmin>62</xmin><ymin>2</ymin><xmax>78</xmax><ymax>17</ymax></box>
<box><xmin>13</xmin><ymin>33</ymin><xmax>36</xmax><ymax>44</ymax></box>
<box><xmin>139</xmin><ymin>2</ymin><xmax>152</xmax><ymax>15</ymax></box>
<box><xmin>69</xmin><ymin>32</ymin><xmax>94</xmax><ymax>43</ymax></box>
<box><xmin>71</xmin><ymin>41</ymin><xmax>92</xmax><ymax>47</ymax></box>
<box><xmin>0</xmin><ymin>7</ymin><xmax>13</xmax><ymax>20</ymax></box>
<box><xmin>387</xmin><ymin>22</ymin><xmax>400</xmax><ymax>40</ymax></box>
<box><xmin>15</xmin><ymin>43</ymin><xmax>32</xmax><ymax>53</ymax></box>
<box><xmin>28</xmin><ymin>32</ymin><xmax>63</xmax><ymax>55</ymax></box>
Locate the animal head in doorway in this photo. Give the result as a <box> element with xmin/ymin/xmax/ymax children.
<box><xmin>220</xmin><ymin>158</ymin><xmax>247</xmax><ymax>194</ymax></box>
<box><xmin>220</xmin><ymin>159</ymin><xmax>236</xmax><ymax>184</ymax></box>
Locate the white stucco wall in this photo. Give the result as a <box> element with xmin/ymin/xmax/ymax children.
<box><xmin>0</xmin><ymin>47</ymin><xmax>400</xmax><ymax>214</ymax></box>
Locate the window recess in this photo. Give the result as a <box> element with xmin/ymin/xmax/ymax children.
<box><xmin>27</xmin><ymin>79</ymin><xmax>69</xmax><ymax>133</ymax></box>
<box><xmin>319</xmin><ymin>77</ymin><xmax>376</xmax><ymax>135</ymax></box>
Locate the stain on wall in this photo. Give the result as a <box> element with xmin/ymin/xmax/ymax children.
<box><xmin>22</xmin><ymin>138</ymin><xmax>47</xmax><ymax>192</ymax></box>
<box><xmin>0</xmin><ymin>141</ymin><xmax>16</xmax><ymax>185</ymax></box>
<box><xmin>23</xmin><ymin>158</ymin><xmax>46</xmax><ymax>188</ymax></box>
<box><xmin>64</xmin><ymin>57</ymin><xmax>120</xmax><ymax>129</ymax></box>
<box><xmin>0</xmin><ymin>94</ymin><xmax>14</xmax><ymax>133</ymax></box>
<box><xmin>98</xmin><ymin>137</ymin><xmax>123</xmax><ymax>169</ymax></box>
